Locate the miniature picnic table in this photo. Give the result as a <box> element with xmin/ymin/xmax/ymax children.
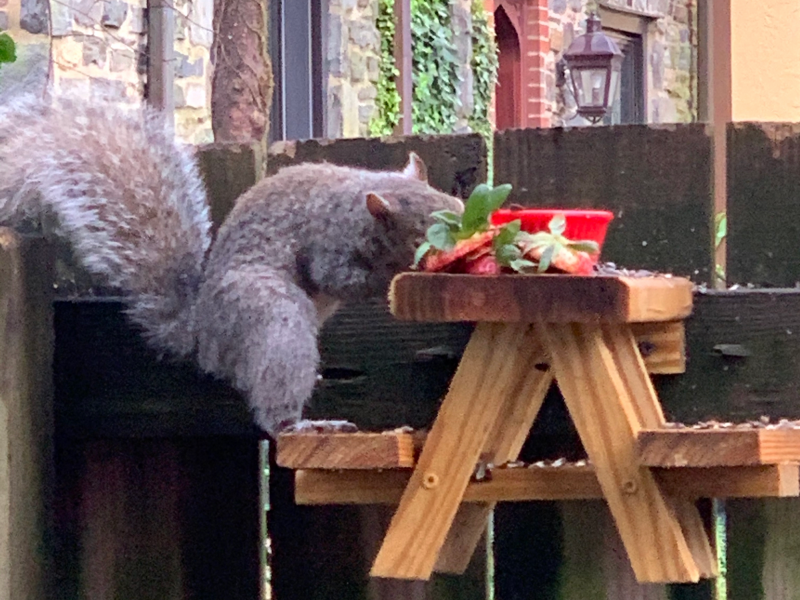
<box><xmin>277</xmin><ymin>273</ymin><xmax>800</xmax><ymax>584</ymax></box>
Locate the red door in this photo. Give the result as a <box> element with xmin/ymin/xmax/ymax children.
<box><xmin>495</xmin><ymin>6</ymin><xmax>521</xmax><ymax>130</ymax></box>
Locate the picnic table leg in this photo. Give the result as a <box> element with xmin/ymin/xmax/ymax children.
<box><xmin>540</xmin><ymin>322</ymin><xmax>716</xmax><ymax>583</ymax></box>
<box><xmin>434</xmin><ymin>337</ymin><xmax>553</xmax><ymax>574</ymax></box>
<box><xmin>370</xmin><ymin>322</ymin><xmax>548</xmax><ymax>580</ymax></box>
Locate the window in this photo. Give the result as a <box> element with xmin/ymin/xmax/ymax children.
<box><xmin>268</xmin><ymin>0</ymin><xmax>327</xmax><ymax>143</ymax></box>
<box><xmin>603</xmin><ymin>29</ymin><xmax>645</xmax><ymax>125</ymax></box>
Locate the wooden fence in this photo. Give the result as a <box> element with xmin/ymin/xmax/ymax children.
<box><xmin>5</xmin><ymin>123</ymin><xmax>800</xmax><ymax>599</ymax></box>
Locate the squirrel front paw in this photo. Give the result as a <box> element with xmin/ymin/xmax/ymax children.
<box><xmin>280</xmin><ymin>419</ymin><xmax>359</xmax><ymax>434</ymax></box>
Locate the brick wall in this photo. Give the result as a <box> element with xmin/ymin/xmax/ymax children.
<box><xmin>521</xmin><ymin>0</ymin><xmax>549</xmax><ymax>128</ymax></box>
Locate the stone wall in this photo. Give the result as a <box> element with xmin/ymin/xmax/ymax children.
<box><xmin>326</xmin><ymin>0</ymin><xmax>381</xmax><ymax>138</ymax></box>
<box><xmin>325</xmin><ymin>0</ymin><xmax>480</xmax><ymax>138</ymax></box>
<box><xmin>0</xmin><ymin>0</ymin><xmax>213</xmax><ymax>143</ymax></box>
<box><xmin>548</xmin><ymin>0</ymin><xmax>696</xmax><ymax>125</ymax></box>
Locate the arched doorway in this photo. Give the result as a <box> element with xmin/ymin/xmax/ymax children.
<box><xmin>495</xmin><ymin>6</ymin><xmax>521</xmax><ymax>130</ymax></box>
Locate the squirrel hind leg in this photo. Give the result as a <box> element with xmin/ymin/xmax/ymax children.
<box><xmin>196</xmin><ymin>267</ymin><xmax>323</xmax><ymax>439</ymax></box>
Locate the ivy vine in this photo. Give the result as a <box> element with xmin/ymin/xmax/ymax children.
<box><xmin>370</xmin><ymin>0</ymin><xmax>498</xmax><ymax>138</ymax></box>
<box><xmin>0</xmin><ymin>33</ymin><xmax>16</xmax><ymax>69</ymax></box>
<box><xmin>468</xmin><ymin>0</ymin><xmax>498</xmax><ymax>139</ymax></box>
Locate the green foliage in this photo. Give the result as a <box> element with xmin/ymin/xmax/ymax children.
<box><xmin>369</xmin><ymin>0</ymin><xmax>401</xmax><ymax>136</ymax></box>
<box><xmin>371</xmin><ymin>0</ymin><xmax>498</xmax><ymax>138</ymax></box>
<box><xmin>468</xmin><ymin>0</ymin><xmax>499</xmax><ymax>140</ymax></box>
<box><xmin>413</xmin><ymin>182</ymin><xmax>512</xmax><ymax>265</ymax></box>
<box><xmin>0</xmin><ymin>33</ymin><xmax>16</xmax><ymax>67</ymax></box>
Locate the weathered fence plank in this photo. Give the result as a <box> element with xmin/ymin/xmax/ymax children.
<box><xmin>493</xmin><ymin>125</ymin><xmax>715</xmax><ymax>282</ymax></box>
<box><xmin>0</xmin><ymin>228</ymin><xmax>54</xmax><ymax>600</ymax></box>
<box><xmin>727</xmin><ymin>123</ymin><xmax>800</xmax><ymax>287</ymax></box>
<box><xmin>724</xmin><ymin>122</ymin><xmax>800</xmax><ymax>600</ymax></box>
<box><xmin>267</xmin><ymin>134</ymin><xmax>488</xmax><ymax>199</ymax></box>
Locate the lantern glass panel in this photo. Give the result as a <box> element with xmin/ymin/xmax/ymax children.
<box><xmin>572</xmin><ymin>67</ymin><xmax>609</xmax><ymax>108</ymax></box>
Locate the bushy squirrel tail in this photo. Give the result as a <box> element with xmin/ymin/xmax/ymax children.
<box><xmin>0</xmin><ymin>92</ymin><xmax>212</xmax><ymax>357</ymax></box>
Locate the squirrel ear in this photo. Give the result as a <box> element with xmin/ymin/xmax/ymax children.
<box><xmin>402</xmin><ymin>152</ymin><xmax>428</xmax><ymax>182</ymax></box>
<box><xmin>366</xmin><ymin>193</ymin><xmax>393</xmax><ymax>219</ymax></box>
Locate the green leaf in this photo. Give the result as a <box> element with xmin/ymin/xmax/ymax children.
<box><xmin>426</xmin><ymin>222</ymin><xmax>455</xmax><ymax>251</ymax></box>
<box><xmin>509</xmin><ymin>258</ymin><xmax>536</xmax><ymax>273</ymax></box>
<box><xmin>538</xmin><ymin>245</ymin><xmax>555</xmax><ymax>273</ymax></box>
<box><xmin>493</xmin><ymin>219</ymin><xmax>521</xmax><ymax>248</ymax></box>
<box><xmin>413</xmin><ymin>241</ymin><xmax>432</xmax><ymax>267</ymax></box>
<box><xmin>549</xmin><ymin>214</ymin><xmax>566</xmax><ymax>236</ymax></box>
<box><xmin>715</xmin><ymin>211</ymin><xmax>727</xmax><ymax>249</ymax></box>
<box><xmin>487</xmin><ymin>184</ymin><xmax>512</xmax><ymax>211</ymax></box>
<box><xmin>495</xmin><ymin>243</ymin><xmax>521</xmax><ymax>265</ymax></box>
<box><xmin>460</xmin><ymin>184</ymin><xmax>491</xmax><ymax>232</ymax></box>
<box><xmin>431</xmin><ymin>210</ymin><xmax>462</xmax><ymax>228</ymax></box>
<box><xmin>567</xmin><ymin>240</ymin><xmax>600</xmax><ymax>254</ymax></box>
<box><xmin>0</xmin><ymin>33</ymin><xmax>16</xmax><ymax>65</ymax></box>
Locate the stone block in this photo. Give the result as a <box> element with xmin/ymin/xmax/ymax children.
<box><xmin>190</xmin><ymin>0</ymin><xmax>213</xmax><ymax>47</ymax></box>
<box><xmin>367</xmin><ymin>55</ymin><xmax>379</xmax><ymax>82</ymax></box>
<box><xmin>178</xmin><ymin>55</ymin><xmax>204</xmax><ymax>78</ymax></box>
<box><xmin>327</xmin><ymin>83</ymin><xmax>344</xmax><ymax>138</ymax></box>
<box><xmin>102</xmin><ymin>0</ymin><xmax>127</xmax><ymax>28</ymax></box>
<box><xmin>130</xmin><ymin>6</ymin><xmax>146</xmax><ymax>33</ymax></box>
<box><xmin>350</xmin><ymin>50</ymin><xmax>366</xmax><ymax>81</ymax></box>
<box><xmin>56</xmin><ymin>37</ymin><xmax>84</xmax><ymax>66</ymax></box>
<box><xmin>649</xmin><ymin>40</ymin><xmax>664</xmax><ymax>90</ymax></box>
<box><xmin>75</xmin><ymin>0</ymin><xmax>103</xmax><ymax>27</ymax></box>
<box><xmin>349</xmin><ymin>20</ymin><xmax>378</xmax><ymax>50</ymax></box>
<box><xmin>550</xmin><ymin>0</ymin><xmax>566</xmax><ymax>15</ymax></box>
<box><xmin>185</xmin><ymin>82</ymin><xmax>206</xmax><ymax>108</ymax></box>
<box><xmin>110</xmin><ymin>48</ymin><xmax>134</xmax><ymax>71</ymax></box>
<box><xmin>174</xmin><ymin>82</ymin><xmax>186</xmax><ymax>107</ymax></box>
<box><xmin>83</xmin><ymin>36</ymin><xmax>108</xmax><ymax>67</ymax></box>
<box><xmin>50</xmin><ymin>1</ymin><xmax>74</xmax><ymax>36</ymax></box>
<box><xmin>20</xmin><ymin>0</ymin><xmax>48</xmax><ymax>34</ymax></box>
<box><xmin>0</xmin><ymin>0</ymin><xmax>7</xmax><ymax>8</ymax></box>
<box><xmin>328</xmin><ymin>14</ymin><xmax>349</xmax><ymax>77</ymax></box>
<box><xmin>0</xmin><ymin>11</ymin><xmax>7</xmax><ymax>30</ymax></box>
<box><xmin>175</xmin><ymin>13</ymin><xmax>187</xmax><ymax>40</ymax></box>
<box><xmin>358</xmin><ymin>103</ymin><xmax>375</xmax><ymax>123</ymax></box>
<box><xmin>357</xmin><ymin>84</ymin><xmax>376</xmax><ymax>101</ymax></box>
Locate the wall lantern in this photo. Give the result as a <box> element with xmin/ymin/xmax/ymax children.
<box><xmin>559</xmin><ymin>13</ymin><xmax>624</xmax><ymax>124</ymax></box>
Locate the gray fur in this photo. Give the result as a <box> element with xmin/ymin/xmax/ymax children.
<box><xmin>0</xmin><ymin>93</ymin><xmax>464</xmax><ymax>437</ymax></box>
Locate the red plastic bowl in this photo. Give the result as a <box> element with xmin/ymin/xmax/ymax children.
<box><xmin>490</xmin><ymin>209</ymin><xmax>614</xmax><ymax>256</ymax></box>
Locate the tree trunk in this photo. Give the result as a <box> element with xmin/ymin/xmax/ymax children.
<box><xmin>211</xmin><ymin>0</ymin><xmax>273</xmax><ymax>143</ymax></box>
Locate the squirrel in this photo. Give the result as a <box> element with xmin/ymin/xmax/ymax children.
<box><xmin>0</xmin><ymin>91</ymin><xmax>465</xmax><ymax>438</ymax></box>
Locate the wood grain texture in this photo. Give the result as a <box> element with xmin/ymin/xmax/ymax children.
<box><xmin>492</xmin><ymin>125</ymin><xmax>715</xmax><ymax>282</ymax></box>
<box><xmin>540</xmin><ymin>322</ymin><xmax>712</xmax><ymax>583</ymax></box>
<box><xmin>629</xmin><ymin>321</ymin><xmax>685</xmax><ymax>374</ymax></box>
<box><xmin>276</xmin><ymin>432</ymin><xmax>416</xmax><ymax>469</ymax></box>
<box><xmin>0</xmin><ymin>229</ymin><xmax>55</xmax><ymax>600</ymax></box>
<box><xmin>434</xmin><ymin>337</ymin><xmax>553</xmax><ymax>574</ymax></box>
<box><xmin>389</xmin><ymin>273</ymin><xmax>693</xmax><ymax>324</ymax></box>
<box><xmin>294</xmin><ymin>464</ymin><xmax>799</xmax><ymax>504</ymax></box>
<box><xmin>638</xmin><ymin>428</ymin><xmax>800</xmax><ymax>467</ymax></box>
<box><xmin>370</xmin><ymin>323</ymin><xmax>544</xmax><ymax>580</ymax></box>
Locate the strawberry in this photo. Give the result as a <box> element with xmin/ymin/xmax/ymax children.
<box><xmin>464</xmin><ymin>254</ymin><xmax>501</xmax><ymax>274</ymax></box>
<box><xmin>422</xmin><ymin>230</ymin><xmax>496</xmax><ymax>272</ymax></box>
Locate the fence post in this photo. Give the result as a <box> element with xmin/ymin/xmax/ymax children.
<box><xmin>0</xmin><ymin>228</ymin><xmax>54</xmax><ymax>600</ymax></box>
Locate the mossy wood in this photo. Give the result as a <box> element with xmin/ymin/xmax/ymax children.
<box><xmin>0</xmin><ymin>228</ymin><xmax>54</xmax><ymax>600</ymax></box>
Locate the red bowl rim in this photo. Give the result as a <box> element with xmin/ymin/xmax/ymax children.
<box><xmin>492</xmin><ymin>208</ymin><xmax>614</xmax><ymax>221</ymax></box>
